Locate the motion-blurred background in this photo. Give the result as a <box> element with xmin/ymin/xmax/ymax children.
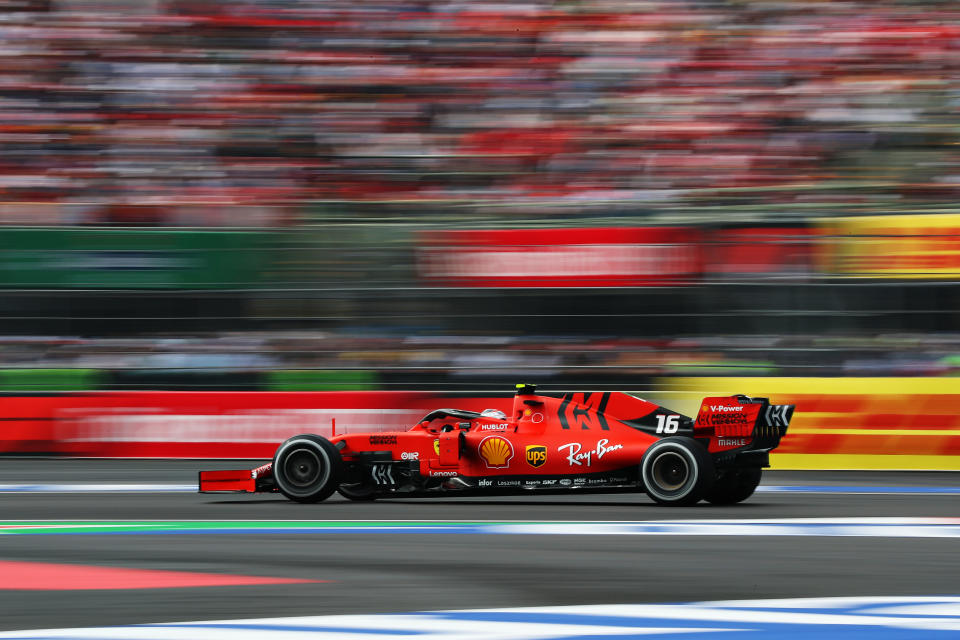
<box><xmin>1</xmin><ymin>0</ymin><xmax>959</xmax><ymax>467</ymax></box>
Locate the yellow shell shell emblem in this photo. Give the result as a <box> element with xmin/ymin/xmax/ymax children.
<box><xmin>479</xmin><ymin>435</ymin><xmax>514</xmax><ymax>468</ymax></box>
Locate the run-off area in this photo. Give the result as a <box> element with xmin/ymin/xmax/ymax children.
<box><xmin>3</xmin><ymin>598</ymin><xmax>960</xmax><ymax>640</ymax></box>
<box><xmin>3</xmin><ymin>467</ymin><xmax>960</xmax><ymax>634</ymax></box>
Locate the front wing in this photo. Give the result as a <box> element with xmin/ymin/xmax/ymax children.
<box><xmin>199</xmin><ymin>463</ymin><xmax>275</xmax><ymax>493</ymax></box>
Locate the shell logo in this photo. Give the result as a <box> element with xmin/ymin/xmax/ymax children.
<box><xmin>478</xmin><ymin>435</ymin><xmax>514</xmax><ymax>468</ymax></box>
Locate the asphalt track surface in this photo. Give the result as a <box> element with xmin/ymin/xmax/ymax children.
<box><xmin>2</xmin><ymin>459</ymin><xmax>960</xmax><ymax>632</ymax></box>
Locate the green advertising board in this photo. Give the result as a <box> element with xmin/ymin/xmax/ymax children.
<box><xmin>266</xmin><ymin>369</ymin><xmax>379</xmax><ymax>391</ymax></box>
<box><xmin>0</xmin><ymin>229</ymin><xmax>271</xmax><ymax>289</ymax></box>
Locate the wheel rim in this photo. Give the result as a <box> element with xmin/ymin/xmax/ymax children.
<box><xmin>283</xmin><ymin>448</ymin><xmax>324</xmax><ymax>489</ymax></box>
<box><xmin>650</xmin><ymin>450</ymin><xmax>690</xmax><ymax>492</ymax></box>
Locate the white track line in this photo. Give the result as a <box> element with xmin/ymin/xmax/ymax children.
<box><xmin>0</xmin><ymin>484</ymin><xmax>196</xmax><ymax>492</ymax></box>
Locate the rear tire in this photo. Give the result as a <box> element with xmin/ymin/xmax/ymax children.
<box><xmin>704</xmin><ymin>468</ymin><xmax>762</xmax><ymax>505</ymax></box>
<box><xmin>640</xmin><ymin>437</ymin><xmax>714</xmax><ymax>506</ymax></box>
<box><xmin>272</xmin><ymin>434</ymin><xmax>341</xmax><ymax>503</ymax></box>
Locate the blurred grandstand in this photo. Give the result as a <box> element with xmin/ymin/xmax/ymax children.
<box><xmin>1</xmin><ymin>0</ymin><xmax>959</xmax><ymax>222</ymax></box>
<box><xmin>0</xmin><ymin>0</ymin><xmax>958</xmax><ymax>390</ymax></box>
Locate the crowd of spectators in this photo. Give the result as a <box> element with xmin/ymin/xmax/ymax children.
<box><xmin>3</xmin><ymin>330</ymin><xmax>959</xmax><ymax>386</ymax></box>
<box><xmin>0</xmin><ymin>0</ymin><xmax>958</xmax><ymax>225</ymax></box>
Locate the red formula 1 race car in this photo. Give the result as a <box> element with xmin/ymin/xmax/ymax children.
<box><xmin>199</xmin><ymin>384</ymin><xmax>793</xmax><ymax>506</ymax></box>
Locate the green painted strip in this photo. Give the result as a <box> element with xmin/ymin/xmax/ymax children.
<box><xmin>6</xmin><ymin>519</ymin><xmax>960</xmax><ymax>538</ymax></box>
<box><xmin>0</xmin><ymin>520</ymin><xmax>510</xmax><ymax>529</ymax></box>
<box><xmin>0</xmin><ymin>520</ymin><xmax>532</xmax><ymax>535</ymax></box>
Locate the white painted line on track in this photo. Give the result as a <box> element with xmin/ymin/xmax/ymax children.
<box><xmin>4</xmin><ymin>597</ymin><xmax>960</xmax><ymax>639</ymax></box>
<box><xmin>756</xmin><ymin>485</ymin><xmax>960</xmax><ymax>495</ymax></box>
<box><xmin>3</xmin><ymin>484</ymin><xmax>960</xmax><ymax>494</ymax></box>
<box><xmin>488</xmin><ymin>519</ymin><xmax>960</xmax><ymax>538</ymax></box>
<box><xmin>0</xmin><ymin>484</ymin><xmax>196</xmax><ymax>493</ymax></box>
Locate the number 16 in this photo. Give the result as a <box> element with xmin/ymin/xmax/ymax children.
<box><xmin>655</xmin><ymin>414</ymin><xmax>680</xmax><ymax>434</ymax></box>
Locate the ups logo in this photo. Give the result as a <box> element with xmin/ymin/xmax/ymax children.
<box><xmin>525</xmin><ymin>445</ymin><xmax>547</xmax><ymax>468</ymax></box>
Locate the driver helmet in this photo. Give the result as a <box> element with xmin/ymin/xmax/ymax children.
<box><xmin>480</xmin><ymin>408</ymin><xmax>507</xmax><ymax>420</ymax></box>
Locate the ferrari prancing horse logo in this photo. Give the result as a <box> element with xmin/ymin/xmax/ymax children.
<box><xmin>525</xmin><ymin>445</ymin><xmax>547</xmax><ymax>468</ymax></box>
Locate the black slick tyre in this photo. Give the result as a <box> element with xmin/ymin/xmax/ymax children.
<box><xmin>704</xmin><ymin>468</ymin><xmax>762</xmax><ymax>505</ymax></box>
<box><xmin>272</xmin><ymin>434</ymin><xmax>342</xmax><ymax>503</ymax></box>
<box><xmin>640</xmin><ymin>436</ymin><xmax>715</xmax><ymax>506</ymax></box>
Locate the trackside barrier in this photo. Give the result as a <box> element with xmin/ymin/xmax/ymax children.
<box><xmin>0</xmin><ymin>392</ymin><xmax>513</xmax><ymax>458</ymax></box>
<box><xmin>657</xmin><ymin>378</ymin><xmax>960</xmax><ymax>471</ymax></box>
<box><xmin>3</xmin><ymin>382</ymin><xmax>959</xmax><ymax>468</ymax></box>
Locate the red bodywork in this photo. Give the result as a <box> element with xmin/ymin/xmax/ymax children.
<box><xmin>200</xmin><ymin>387</ymin><xmax>793</xmax><ymax>497</ymax></box>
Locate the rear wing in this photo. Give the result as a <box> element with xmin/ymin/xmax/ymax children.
<box><xmin>755</xmin><ymin>400</ymin><xmax>794</xmax><ymax>448</ymax></box>
<box><xmin>694</xmin><ymin>395</ymin><xmax>794</xmax><ymax>462</ymax></box>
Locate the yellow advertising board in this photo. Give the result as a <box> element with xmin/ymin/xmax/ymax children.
<box><xmin>818</xmin><ymin>214</ymin><xmax>960</xmax><ymax>278</ymax></box>
<box><xmin>656</xmin><ymin>377</ymin><xmax>960</xmax><ymax>470</ymax></box>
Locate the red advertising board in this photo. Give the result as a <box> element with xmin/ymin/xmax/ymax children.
<box><xmin>703</xmin><ymin>227</ymin><xmax>813</xmax><ymax>278</ymax></box>
<box><xmin>419</xmin><ymin>227</ymin><xmax>701</xmax><ymax>287</ymax></box>
<box><xmin>5</xmin><ymin>382</ymin><xmax>960</xmax><ymax>469</ymax></box>
<box><xmin>0</xmin><ymin>392</ymin><xmax>513</xmax><ymax>458</ymax></box>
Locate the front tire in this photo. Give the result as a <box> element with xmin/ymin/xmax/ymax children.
<box><xmin>640</xmin><ymin>436</ymin><xmax>714</xmax><ymax>506</ymax></box>
<box><xmin>704</xmin><ymin>468</ymin><xmax>762</xmax><ymax>505</ymax></box>
<box><xmin>272</xmin><ymin>434</ymin><xmax>341</xmax><ymax>503</ymax></box>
